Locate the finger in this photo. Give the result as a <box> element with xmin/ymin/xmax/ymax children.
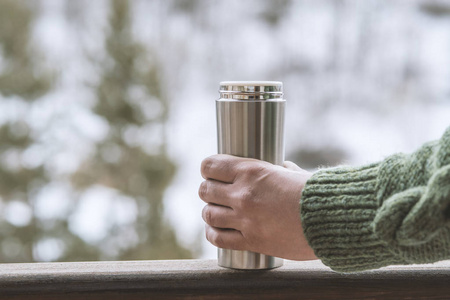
<box><xmin>283</xmin><ymin>161</ymin><xmax>302</xmax><ymax>171</ymax></box>
<box><xmin>202</xmin><ymin>204</ymin><xmax>240</xmax><ymax>230</ymax></box>
<box><xmin>201</xmin><ymin>154</ymin><xmax>248</xmax><ymax>183</ymax></box>
<box><xmin>198</xmin><ymin>179</ymin><xmax>234</xmax><ymax>207</ymax></box>
<box><xmin>205</xmin><ymin>225</ymin><xmax>247</xmax><ymax>250</ymax></box>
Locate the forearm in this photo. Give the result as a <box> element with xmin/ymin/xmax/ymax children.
<box><xmin>301</xmin><ymin>127</ymin><xmax>450</xmax><ymax>272</ymax></box>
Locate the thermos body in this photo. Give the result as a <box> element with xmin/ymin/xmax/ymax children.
<box><xmin>216</xmin><ymin>81</ymin><xmax>285</xmax><ymax>269</ymax></box>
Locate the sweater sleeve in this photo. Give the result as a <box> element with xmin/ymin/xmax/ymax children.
<box><xmin>300</xmin><ymin>127</ymin><xmax>450</xmax><ymax>272</ymax></box>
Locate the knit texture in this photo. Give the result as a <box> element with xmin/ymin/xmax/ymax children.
<box><xmin>301</xmin><ymin>127</ymin><xmax>450</xmax><ymax>272</ymax></box>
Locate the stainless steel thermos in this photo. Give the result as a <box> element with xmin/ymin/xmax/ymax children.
<box><xmin>216</xmin><ymin>81</ymin><xmax>285</xmax><ymax>269</ymax></box>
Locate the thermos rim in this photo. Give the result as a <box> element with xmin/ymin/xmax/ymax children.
<box><xmin>219</xmin><ymin>81</ymin><xmax>282</xmax><ymax>91</ymax></box>
<box><xmin>219</xmin><ymin>81</ymin><xmax>283</xmax><ymax>100</ymax></box>
<box><xmin>219</xmin><ymin>80</ymin><xmax>282</xmax><ymax>86</ymax></box>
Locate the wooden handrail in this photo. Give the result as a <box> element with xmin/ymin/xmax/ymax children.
<box><xmin>0</xmin><ymin>259</ymin><xmax>449</xmax><ymax>299</ymax></box>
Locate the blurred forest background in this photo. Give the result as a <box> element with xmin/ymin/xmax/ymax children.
<box><xmin>0</xmin><ymin>0</ymin><xmax>449</xmax><ymax>262</ymax></box>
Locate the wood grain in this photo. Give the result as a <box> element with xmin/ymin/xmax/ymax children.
<box><xmin>0</xmin><ymin>259</ymin><xmax>449</xmax><ymax>299</ymax></box>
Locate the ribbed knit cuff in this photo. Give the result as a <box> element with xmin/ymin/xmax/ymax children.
<box><xmin>301</xmin><ymin>163</ymin><xmax>404</xmax><ymax>272</ymax></box>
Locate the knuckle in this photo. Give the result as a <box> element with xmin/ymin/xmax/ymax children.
<box><xmin>247</xmin><ymin>164</ymin><xmax>266</xmax><ymax>177</ymax></box>
<box><xmin>202</xmin><ymin>206</ymin><xmax>213</xmax><ymax>225</ymax></box>
<box><xmin>198</xmin><ymin>181</ymin><xmax>208</xmax><ymax>200</ymax></box>
<box><xmin>205</xmin><ymin>227</ymin><xmax>224</xmax><ymax>248</ymax></box>
<box><xmin>242</xmin><ymin>186</ymin><xmax>255</xmax><ymax>199</ymax></box>
<box><xmin>205</xmin><ymin>226</ymin><xmax>211</xmax><ymax>243</ymax></box>
<box><xmin>239</xmin><ymin>216</ymin><xmax>251</xmax><ymax>231</ymax></box>
<box><xmin>238</xmin><ymin>161</ymin><xmax>267</xmax><ymax>179</ymax></box>
<box><xmin>211</xmin><ymin>232</ymin><xmax>225</xmax><ymax>248</ymax></box>
<box><xmin>201</xmin><ymin>157</ymin><xmax>214</xmax><ymax>177</ymax></box>
<box><xmin>236</xmin><ymin>162</ymin><xmax>249</xmax><ymax>174</ymax></box>
<box><xmin>239</xmin><ymin>186</ymin><xmax>256</xmax><ymax>208</ymax></box>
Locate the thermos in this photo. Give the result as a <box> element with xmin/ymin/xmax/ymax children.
<box><xmin>216</xmin><ymin>81</ymin><xmax>285</xmax><ymax>269</ymax></box>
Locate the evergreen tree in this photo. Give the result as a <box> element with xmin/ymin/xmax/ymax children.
<box><xmin>0</xmin><ymin>0</ymin><xmax>108</xmax><ymax>263</ymax></box>
<box><xmin>72</xmin><ymin>0</ymin><xmax>192</xmax><ymax>260</ymax></box>
<box><xmin>0</xmin><ymin>0</ymin><xmax>52</xmax><ymax>262</ymax></box>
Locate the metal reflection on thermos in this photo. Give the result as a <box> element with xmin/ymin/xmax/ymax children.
<box><xmin>216</xmin><ymin>81</ymin><xmax>285</xmax><ymax>269</ymax></box>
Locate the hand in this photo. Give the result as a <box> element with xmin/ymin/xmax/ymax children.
<box><xmin>199</xmin><ymin>154</ymin><xmax>317</xmax><ymax>261</ymax></box>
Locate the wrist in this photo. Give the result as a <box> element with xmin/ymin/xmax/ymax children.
<box><xmin>300</xmin><ymin>163</ymin><xmax>401</xmax><ymax>272</ymax></box>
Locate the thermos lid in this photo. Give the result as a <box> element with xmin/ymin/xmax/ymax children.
<box><xmin>219</xmin><ymin>81</ymin><xmax>283</xmax><ymax>100</ymax></box>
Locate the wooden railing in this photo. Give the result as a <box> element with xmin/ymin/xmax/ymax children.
<box><xmin>0</xmin><ymin>259</ymin><xmax>449</xmax><ymax>299</ymax></box>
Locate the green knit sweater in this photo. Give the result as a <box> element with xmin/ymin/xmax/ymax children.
<box><xmin>301</xmin><ymin>127</ymin><xmax>450</xmax><ymax>272</ymax></box>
